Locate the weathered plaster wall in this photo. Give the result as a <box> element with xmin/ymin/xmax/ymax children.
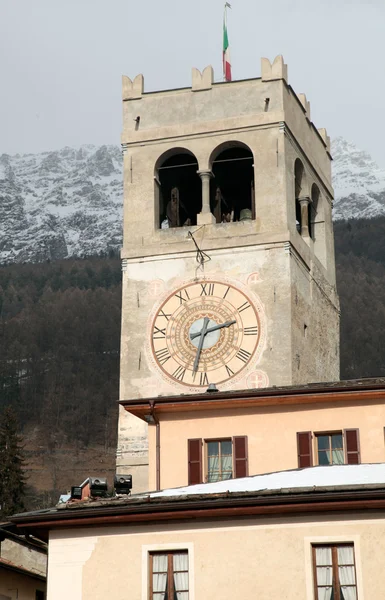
<box><xmin>1</xmin><ymin>539</ymin><xmax>46</xmax><ymax>577</ymax></box>
<box><xmin>46</xmin><ymin>513</ymin><xmax>385</xmax><ymax>599</ymax></box>
<box><xmin>148</xmin><ymin>398</ymin><xmax>385</xmax><ymax>490</ymax></box>
<box><xmin>0</xmin><ymin>567</ymin><xmax>45</xmax><ymax>600</ymax></box>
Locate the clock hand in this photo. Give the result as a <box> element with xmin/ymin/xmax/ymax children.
<box><xmin>190</xmin><ymin>319</ymin><xmax>236</xmax><ymax>341</ymax></box>
<box><xmin>192</xmin><ymin>317</ymin><xmax>210</xmax><ymax>374</ymax></box>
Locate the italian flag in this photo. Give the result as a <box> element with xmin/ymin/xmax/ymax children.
<box><xmin>223</xmin><ymin>4</ymin><xmax>232</xmax><ymax>81</ymax></box>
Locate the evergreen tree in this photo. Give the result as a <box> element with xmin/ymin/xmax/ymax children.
<box><xmin>0</xmin><ymin>406</ymin><xmax>26</xmax><ymax>518</ymax></box>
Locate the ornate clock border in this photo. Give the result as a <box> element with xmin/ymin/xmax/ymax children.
<box><xmin>145</xmin><ymin>275</ymin><xmax>267</xmax><ymax>392</ymax></box>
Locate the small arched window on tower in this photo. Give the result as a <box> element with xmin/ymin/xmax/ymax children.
<box><xmin>155</xmin><ymin>149</ymin><xmax>202</xmax><ymax>229</ymax></box>
<box><xmin>294</xmin><ymin>158</ymin><xmax>304</xmax><ymax>234</ymax></box>
<box><xmin>309</xmin><ymin>183</ymin><xmax>320</xmax><ymax>240</ymax></box>
<box><xmin>209</xmin><ymin>143</ymin><xmax>255</xmax><ymax>223</ymax></box>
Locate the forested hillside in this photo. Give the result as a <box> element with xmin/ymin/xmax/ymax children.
<box><xmin>0</xmin><ymin>254</ymin><xmax>121</xmax><ymax>507</ymax></box>
<box><xmin>0</xmin><ymin>217</ymin><xmax>384</xmax><ymax>505</ymax></box>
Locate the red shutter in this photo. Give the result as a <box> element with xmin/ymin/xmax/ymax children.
<box><xmin>344</xmin><ymin>429</ymin><xmax>361</xmax><ymax>464</ymax></box>
<box><xmin>233</xmin><ymin>436</ymin><xmax>248</xmax><ymax>478</ymax></box>
<box><xmin>297</xmin><ymin>431</ymin><xmax>313</xmax><ymax>468</ymax></box>
<box><xmin>188</xmin><ymin>439</ymin><xmax>202</xmax><ymax>485</ymax></box>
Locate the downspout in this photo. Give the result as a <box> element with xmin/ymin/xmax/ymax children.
<box><xmin>149</xmin><ymin>400</ymin><xmax>160</xmax><ymax>491</ymax></box>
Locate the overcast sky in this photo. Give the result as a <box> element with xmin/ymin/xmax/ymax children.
<box><xmin>1</xmin><ymin>0</ymin><xmax>385</xmax><ymax>164</ymax></box>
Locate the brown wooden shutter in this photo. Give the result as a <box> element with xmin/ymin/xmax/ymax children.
<box><xmin>344</xmin><ymin>429</ymin><xmax>361</xmax><ymax>464</ymax></box>
<box><xmin>297</xmin><ymin>431</ymin><xmax>313</xmax><ymax>468</ymax></box>
<box><xmin>188</xmin><ymin>438</ymin><xmax>202</xmax><ymax>485</ymax></box>
<box><xmin>233</xmin><ymin>436</ymin><xmax>248</xmax><ymax>478</ymax></box>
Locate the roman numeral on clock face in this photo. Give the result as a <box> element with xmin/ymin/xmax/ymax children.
<box><xmin>236</xmin><ymin>348</ymin><xmax>251</xmax><ymax>363</ymax></box>
<box><xmin>200</xmin><ymin>283</ymin><xmax>215</xmax><ymax>296</ymax></box>
<box><xmin>175</xmin><ymin>289</ymin><xmax>190</xmax><ymax>304</ymax></box>
<box><xmin>172</xmin><ymin>366</ymin><xmax>186</xmax><ymax>381</ymax></box>
<box><xmin>153</xmin><ymin>325</ymin><xmax>166</xmax><ymax>339</ymax></box>
<box><xmin>238</xmin><ymin>301</ymin><xmax>251</xmax><ymax>313</ymax></box>
<box><xmin>155</xmin><ymin>347</ymin><xmax>171</xmax><ymax>365</ymax></box>
<box><xmin>199</xmin><ymin>372</ymin><xmax>209</xmax><ymax>386</ymax></box>
<box><xmin>158</xmin><ymin>309</ymin><xmax>171</xmax><ymax>321</ymax></box>
<box><xmin>244</xmin><ymin>326</ymin><xmax>258</xmax><ymax>336</ymax></box>
<box><xmin>225</xmin><ymin>365</ymin><xmax>234</xmax><ymax>377</ymax></box>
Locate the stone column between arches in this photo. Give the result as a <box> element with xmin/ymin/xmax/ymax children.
<box><xmin>197</xmin><ymin>170</ymin><xmax>215</xmax><ymax>225</ymax></box>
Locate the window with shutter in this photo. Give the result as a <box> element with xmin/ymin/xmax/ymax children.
<box><xmin>297</xmin><ymin>431</ymin><xmax>313</xmax><ymax>467</ymax></box>
<box><xmin>203</xmin><ymin>436</ymin><xmax>248</xmax><ymax>482</ymax></box>
<box><xmin>311</xmin><ymin>429</ymin><xmax>361</xmax><ymax>466</ymax></box>
<box><xmin>344</xmin><ymin>429</ymin><xmax>361</xmax><ymax>464</ymax></box>
<box><xmin>188</xmin><ymin>438</ymin><xmax>202</xmax><ymax>485</ymax></box>
<box><xmin>233</xmin><ymin>436</ymin><xmax>248</xmax><ymax>478</ymax></box>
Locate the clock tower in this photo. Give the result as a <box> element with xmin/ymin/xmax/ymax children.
<box><xmin>117</xmin><ymin>56</ymin><xmax>339</xmax><ymax>491</ymax></box>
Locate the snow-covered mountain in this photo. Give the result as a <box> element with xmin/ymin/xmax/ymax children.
<box><xmin>1</xmin><ymin>139</ymin><xmax>385</xmax><ymax>264</ymax></box>
<box><xmin>332</xmin><ymin>137</ymin><xmax>385</xmax><ymax>220</ymax></box>
<box><xmin>0</xmin><ymin>145</ymin><xmax>123</xmax><ymax>264</ymax></box>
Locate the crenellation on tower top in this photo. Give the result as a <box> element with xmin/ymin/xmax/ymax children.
<box><xmin>318</xmin><ymin>128</ymin><xmax>331</xmax><ymax>154</ymax></box>
<box><xmin>297</xmin><ymin>93</ymin><xmax>311</xmax><ymax>120</ymax></box>
<box><xmin>192</xmin><ymin>66</ymin><xmax>214</xmax><ymax>91</ymax></box>
<box><xmin>122</xmin><ymin>74</ymin><xmax>144</xmax><ymax>101</ymax></box>
<box><xmin>261</xmin><ymin>55</ymin><xmax>288</xmax><ymax>83</ymax></box>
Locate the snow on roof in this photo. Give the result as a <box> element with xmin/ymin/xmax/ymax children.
<box><xmin>147</xmin><ymin>464</ymin><xmax>385</xmax><ymax>498</ymax></box>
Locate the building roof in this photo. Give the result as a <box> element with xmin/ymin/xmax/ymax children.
<box><xmin>146</xmin><ymin>463</ymin><xmax>385</xmax><ymax>498</ymax></box>
<box><xmin>10</xmin><ymin>464</ymin><xmax>385</xmax><ymax>541</ymax></box>
<box><xmin>0</xmin><ymin>556</ymin><xmax>46</xmax><ymax>581</ymax></box>
<box><xmin>119</xmin><ymin>377</ymin><xmax>385</xmax><ymax>420</ymax></box>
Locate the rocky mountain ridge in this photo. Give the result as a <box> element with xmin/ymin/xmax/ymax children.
<box><xmin>1</xmin><ymin>139</ymin><xmax>384</xmax><ymax>264</ymax></box>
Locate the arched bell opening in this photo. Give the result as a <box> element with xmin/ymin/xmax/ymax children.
<box><xmin>294</xmin><ymin>158</ymin><xmax>305</xmax><ymax>233</ymax></box>
<box><xmin>156</xmin><ymin>150</ymin><xmax>201</xmax><ymax>229</ymax></box>
<box><xmin>310</xmin><ymin>183</ymin><xmax>320</xmax><ymax>240</ymax></box>
<box><xmin>209</xmin><ymin>144</ymin><xmax>255</xmax><ymax>223</ymax></box>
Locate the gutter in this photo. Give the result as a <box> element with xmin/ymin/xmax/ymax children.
<box><xmin>11</xmin><ymin>487</ymin><xmax>385</xmax><ymax>537</ymax></box>
<box><xmin>149</xmin><ymin>400</ymin><xmax>161</xmax><ymax>492</ymax></box>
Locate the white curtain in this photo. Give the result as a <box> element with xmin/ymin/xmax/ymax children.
<box><xmin>208</xmin><ymin>454</ymin><xmax>219</xmax><ymax>482</ymax></box>
<box><xmin>315</xmin><ymin>547</ymin><xmax>333</xmax><ymax>600</ymax></box>
<box><xmin>173</xmin><ymin>553</ymin><xmax>189</xmax><ymax>600</ymax></box>
<box><xmin>332</xmin><ymin>449</ymin><xmax>344</xmax><ymax>464</ymax></box>
<box><xmin>221</xmin><ymin>453</ymin><xmax>232</xmax><ymax>479</ymax></box>
<box><xmin>338</xmin><ymin>547</ymin><xmax>357</xmax><ymax>600</ymax></box>
<box><xmin>153</xmin><ymin>554</ymin><xmax>168</xmax><ymax>600</ymax></box>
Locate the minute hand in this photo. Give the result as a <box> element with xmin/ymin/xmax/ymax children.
<box><xmin>190</xmin><ymin>319</ymin><xmax>236</xmax><ymax>341</ymax></box>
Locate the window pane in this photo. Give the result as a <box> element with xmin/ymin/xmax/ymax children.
<box><xmin>221</xmin><ymin>454</ymin><xmax>233</xmax><ymax>479</ymax></box>
<box><xmin>220</xmin><ymin>440</ymin><xmax>232</xmax><ymax>455</ymax></box>
<box><xmin>337</xmin><ymin>546</ymin><xmax>354</xmax><ymax>566</ymax></box>
<box><xmin>331</xmin><ymin>449</ymin><xmax>344</xmax><ymax>464</ymax></box>
<box><xmin>317</xmin><ymin>436</ymin><xmax>330</xmax><ymax>450</ymax></box>
<box><xmin>340</xmin><ymin>587</ymin><xmax>356</xmax><ymax>600</ymax></box>
<box><xmin>316</xmin><ymin>547</ymin><xmax>332</xmax><ymax>566</ymax></box>
<box><xmin>317</xmin><ymin>566</ymin><xmax>333</xmax><ymax>585</ymax></box>
<box><xmin>331</xmin><ymin>434</ymin><xmax>343</xmax><ymax>450</ymax></box>
<box><xmin>338</xmin><ymin>566</ymin><xmax>356</xmax><ymax>586</ymax></box>
<box><xmin>153</xmin><ymin>554</ymin><xmax>168</xmax><ymax>572</ymax></box>
<box><xmin>317</xmin><ymin>590</ymin><xmax>333</xmax><ymax>600</ymax></box>
<box><xmin>318</xmin><ymin>450</ymin><xmax>331</xmax><ymax>465</ymax></box>
<box><xmin>207</xmin><ymin>441</ymin><xmax>219</xmax><ymax>457</ymax></box>
<box><xmin>153</xmin><ymin>574</ymin><xmax>167</xmax><ymax>593</ymax></box>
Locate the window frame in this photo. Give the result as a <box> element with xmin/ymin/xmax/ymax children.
<box><xmin>311</xmin><ymin>543</ymin><xmax>358</xmax><ymax>600</ymax></box>
<box><xmin>149</xmin><ymin>550</ymin><xmax>189</xmax><ymax>600</ymax></box>
<box><xmin>142</xmin><ymin>543</ymin><xmax>194</xmax><ymax>600</ymax></box>
<box><xmin>204</xmin><ymin>437</ymin><xmax>233</xmax><ymax>483</ymax></box>
<box><xmin>314</xmin><ymin>430</ymin><xmax>344</xmax><ymax>466</ymax></box>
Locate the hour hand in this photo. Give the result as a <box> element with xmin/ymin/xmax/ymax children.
<box><xmin>190</xmin><ymin>319</ymin><xmax>236</xmax><ymax>341</ymax></box>
<box><xmin>192</xmin><ymin>317</ymin><xmax>210</xmax><ymax>374</ymax></box>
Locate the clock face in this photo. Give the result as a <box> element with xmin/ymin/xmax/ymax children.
<box><xmin>150</xmin><ymin>280</ymin><xmax>261</xmax><ymax>387</ymax></box>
